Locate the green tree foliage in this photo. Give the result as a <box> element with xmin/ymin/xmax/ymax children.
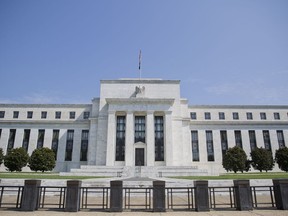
<box><xmin>222</xmin><ymin>146</ymin><xmax>247</xmax><ymax>173</ymax></box>
<box><xmin>250</xmin><ymin>147</ymin><xmax>274</xmax><ymax>172</ymax></box>
<box><xmin>0</xmin><ymin>148</ymin><xmax>4</xmax><ymax>166</ymax></box>
<box><xmin>275</xmin><ymin>147</ymin><xmax>288</xmax><ymax>172</ymax></box>
<box><xmin>4</xmin><ymin>147</ymin><xmax>29</xmax><ymax>172</ymax></box>
<box><xmin>28</xmin><ymin>147</ymin><xmax>56</xmax><ymax>172</ymax></box>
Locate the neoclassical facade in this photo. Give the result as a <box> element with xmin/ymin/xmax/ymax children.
<box><xmin>0</xmin><ymin>79</ymin><xmax>287</xmax><ymax>176</ymax></box>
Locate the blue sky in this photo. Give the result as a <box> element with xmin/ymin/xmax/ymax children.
<box><xmin>0</xmin><ymin>0</ymin><xmax>287</xmax><ymax>105</ymax></box>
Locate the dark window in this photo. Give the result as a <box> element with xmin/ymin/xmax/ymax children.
<box><xmin>27</xmin><ymin>111</ymin><xmax>33</xmax><ymax>119</ymax></box>
<box><xmin>70</xmin><ymin>112</ymin><xmax>76</xmax><ymax>119</ymax></box>
<box><xmin>206</xmin><ymin>130</ymin><xmax>214</xmax><ymax>161</ymax></box>
<box><xmin>135</xmin><ymin>116</ymin><xmax>145</xmax><ymax>143</ymax></box>
<box><xmin>219</xmin><ymin>112</ymin><xmax>225</xmax><ymax>120</ymax></box>
<box><xmin>80</xmin><ymin>130</ymin><xmax>89</xmax><ymax>161</ymax></box>
<box><xmin>277</xmin><ymin>130</ymin><xmax>285</xmax><ymax>148</ymax></box>
<box><xmin>0</xmin><ymin>129</ymin><xmax>2</xmax><ymax>138</ymax></box>
<box><xmin>247</xmin><ymin>112</ymin><xmax>253</xmax><ymax>120</ymax></box>
<box><xmin>0</xmin><ymin>111</ymin><xmax>5</xmax><ymax>118</ymax></box>
<box><xmin>7</xmin><ymin>129</ymin><xmax>16</xmax><ymax>152</ymax></box>
<box><xmin>274</xmin><ymin>112</ymin><xmax>280</xmax><ymax>120</ymax></box>
<box><xmin>22</xmin><ymin>129</ymin><xmax>30</xmax><ymax>152</ymax></box>
<box><xmin>191</xmin><ymin>131</ymin><xmax>199</xmax><ymax>161</ymax></box>
<box><xmin>13</xmin><ymin>111</ymin><xmax>19</xmax><ymax>119</ymax></box>
<box><xmin>41</xmin><ymin>111</ymin><xmax>47</xmax><ymax>119</ymax></box>
<box><xmin>234</xmin><ymin>130</ymin><xmax>242</xmax><ymax>148</ymax></box>
<box><xmin>83</xmin><ymin>112</ymin><xmax>90</xmax><ymax>119</ymax></box>
<box><xmin>51</xmin><ymin>130</ymin><xmax>59</xmax><ymax>160</ymax></box>
<box><xmin>155</xmin><ymin>116</ymin><xmax>164</xmax><ymax>161</ymax></box>
<box><xmin>37</xmin><ymin>130</ymin><xmax>45</xmax><ymax>149</ymax></box>
<box><xmin>205</xmin><ymin>112</ymin><xmax>211</xmax><ymax>120</ymax></box>
<box><xmin>116</xmin><ymin>116</ymin><xmax>125</xmax><ymax>161</ymax></box>
<box><xmin>190</xmin><ymin>112</ymin><xmax>197</xmax><ymax>120</ymax></box>
<box><xmin>263</xmin><ymin>130</ymin><xmax>271</xmax><ymax>151</ymax></box>
<box><xmin>65</xmin><ymin>130</ymin><xmax>74</xmax><ymax>161</ymax></box>
<box><xmin>260</xmin><ymin>112</ymin><xmax>266</xmax><ymax>120</ymax></box>
<box><xmin>220</xmin><ymin>130</ymin><xmax>228</xmax><ymax>156</ymax></box>
<box><xmin>55</xmin><ymin>111</ymin><xmax>61</xmax><ymax>119</ymax></box>
<box><xmin>249</xmin><ymin>130</ymin><xmax>257</xmax><ymax>151</ymax></box>
<box><xmin>233</xmin><ymin>112</ymin><xmax>239</xmax><ymax>120</ymax></box>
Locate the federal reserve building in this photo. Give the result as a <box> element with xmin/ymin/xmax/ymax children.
<box><xmin>0</xmin><ymin>78</ymin><xmax>287</xmax><ymax>177</ymax></box>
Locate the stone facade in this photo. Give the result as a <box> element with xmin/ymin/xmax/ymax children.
<box><xmin>0</xmin><ymin>78</ymin><xmax>287</xmax><ymax>175</ymax></box>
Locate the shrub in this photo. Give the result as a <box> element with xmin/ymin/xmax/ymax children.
<box><xmin>250</xmin><ymin>147</ymin><xmax>274</xmax><ymax>172</ymax></box>
<box><xmin>4</xmin><ymin>147</ymin><xmax>29</xmax><ymax>172</ymax></box>
<box><xmin>275</xmin><ymin>147</ymin><xmax>288</xmax><ymax>172</ymax></box>
<box><xmin>28</xmin><ymin>147</ymin><xmax>56</xmax><ymax>172</ymax></box>
<box><xmin>222</xmin><ymin>146</ymin><xmax>247</xmax><ymax>173</ymax></box>
<box><xmin>0</xmin><ymin>148</ymin><xmax>4</xmax><ymax>166</ymax></box>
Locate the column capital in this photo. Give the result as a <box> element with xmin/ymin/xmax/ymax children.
<box><xmin>108</xmin><ymin>110</ymin><xmax>116</xmax><ymax>115</ymax></box>
<box><xmin>147</xmin><ymin>110</ymin><xmax>154</xmax><ymax>115</ymax></box>
<box><xmin>126</xmin><ymin>110</ymin><xmax>134</xmax><ymax>115</ymax></box>
<box><xmin>164</xmin><ymin>111</ymin><xmax>172</xmax><ymax>115</ymax></box>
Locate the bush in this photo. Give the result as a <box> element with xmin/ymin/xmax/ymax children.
<box><xmin>275</xmin><ymin>147</ymin><xmax>288</xmax><ymax>172</ymax></box>
<box><xmin>0</xmin><ymin>148</ymin><xmax>4</xmax><ymax>166</ymax></box>
<box><xmin>28</xmin><ymin>147</ymin><xmax>56</xmax><ymax>172</ymax></box>
<box><xmin>4</xmin><ymin>147</ymin><xmax>29</xmax><ymax>172</ymax></box>
<box><xmin>250</xmin><ymin>147</ymin><xmax>274</xmax><ymax>172</ymax></box>
<box><xmin>222</xmin><ymin>146</ymin><xmax>247</xmax><ymax>173</ymax></box>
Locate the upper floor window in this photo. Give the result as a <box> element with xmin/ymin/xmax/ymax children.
<box><xmin>260</xmin><ymin>112</ymin><xmax>266</xmax><ymax>120</ymax></box>
<box><xmin>219</xmin><ymin>112</ymin><xmax>225</xmax><ymax>120</ymax></box>
<box><xmin>233</xmin><ymin>112</ymin><xmax>239</xmax><ymax>120</ymax></box>
<box><xmin>13</xmin><ymin>111</ymin><xmax>19</xmax><ymax>119</ymax></box>
<box><xmin>246</xmin><ymin>112</ymin><xmax>253</xmax><ymax>120</ymax></box>
<box><xmin>83</xmin><ymin>111</ymin><xmax>90</xmax><ymax>119</ymax></box>
<box><xmin>70</xmin><ymin>111</ymin><xmax>76</xmax><ymax>119</ymax></box>
<box><xmin>0</xmin><ymin>111</ymin><xmax>4</xmax><ymax>118</ymax></box>
<box><xmin>55</xmin><ymin>111</ymin><xmax>61</xmax><ymax>119</ymax></box>
<box><xmin>190</xmin><ymin>112</ymin><xmax>197</xmax><ymax>120</ymax></box>
<box><xmin>204</xmin><ymin>112</ymin><xmax>211</xmax><ymax>120</ymax></box>
<box><xmin>41</xmin><ymin>111</ymin><xmax>47</xmax><ymax>119</ymax></box>
<box><xmin>274</xmin><ymin>112</ymin><xmax>280</xmax><ymax>120</ymax></box>
<box><xmin>27</xmin><ymin>111</ymin><xmax>33</xmax><ymax>119</ymax></box>
<box><xmin>135</xmin><ymin>116</ymin><xmax>145</xmax><ymax>143</ymax></box>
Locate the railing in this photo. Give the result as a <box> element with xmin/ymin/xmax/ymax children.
<box><xmin>124</xmin><ymin>187</ymin><xmax>152</xmax><ymax>210</ymax></box>
<box><xmin>0</xmin><ymin>186</ymin><xmax>23</xmax><ymax>209</ymax></box>
<box><xmin>209</xmin><ymin>186</ymin><xmax>235</xmax><ymax>209</ymax></box>
<box><xmin>166</xmin><ymin>187</ymin><xmax>194</xmax><ymax>210</ymax></box>
<box><xmin>251</xmin><ymin>186</ymin><xmax>275</xmax><ymax>209</ymax></box>
<box><xmin>38</xmin><ymin>186</ymin><xmax>66</xmax><ymax>209</ymax></box>
<box><xmin>80</xmin><ymin>187</ymin><xmax>109</xmax><ymax>210</ymax></box>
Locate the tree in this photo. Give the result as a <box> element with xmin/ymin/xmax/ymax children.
<box><xmin>222</xmin><ymin>146</ymin><xmax>247</xmax><ymax>173</ymax></box>
<box><xmin>275</xmin><ymin>147</ymin><xmax>288</xmax><ymax>172</ymax></box>
<box><xmin>0</xmin><ymin>148</ymin><xmax>4</xmax><ymax>166</ymax></box>
<box><xmin>28</xmin><ymin>147</ymin><xmax>56</xmax><ymax>172</ymax></box>
<box><xmin>250</xmin><ymin>147</ymin><xmax>274</xmax><ymax>172</ymax></box>
<box><xmin>4</xmin><ymin>147</ymin><xmax>29</xmax><ymax>172</ymax></box>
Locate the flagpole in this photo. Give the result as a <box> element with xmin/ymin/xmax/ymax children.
<box><xmin>139</xmin><ymin>50</ymin><xmax>142</xmax><ymax>80</ymax></box>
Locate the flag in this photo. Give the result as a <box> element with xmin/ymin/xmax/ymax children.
<box><xmin>138</xmin><ymin>50</ymin><xmax>142</xmax><ymax>70</ymax></box>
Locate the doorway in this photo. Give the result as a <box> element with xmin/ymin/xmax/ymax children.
<box><xmin>135</xmin><ymin>148</ymin><xmax>145</xmax><ymax>166</ymax></box>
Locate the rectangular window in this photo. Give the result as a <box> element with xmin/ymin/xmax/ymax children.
<box><xmin>65</xmin><ymin>130</ymin><xmax>74</xmax><ymax>161</ymax></box>
<box><xmin>41</xmin><ymin>111</ymin><xmax>47</xmax><ymax>119</ymax></box>
<box><xmin>220</xmin><ymin>130</ymin><xmax>228</xmax><ymax>156</ymax></box>
<box><xmin>274</xmin><ymin>112</ymin><xmax>280</xmax><ymax>120</ymax></box>
<box><xmin>70</xmin><ymin>112</ymin><xmax>76</xmax><ymax>119</ymax></box>
<box><xmin>83</xmin><ymin>112</ymin><xmax>90</xmax><ymax>119</ymax></box>
<box><xmin>247</xmin><ymin>112</ymin><xmax>253</xmax><ymax>120</ymax></box>
<box><xmin>0</xmin><ymin>111</ymin><xmax>5</xmax><ymax>118</ymax></box>
<box><xmin>55</xmin><ymin>111</ymin><xmax>61</xmax><ymax>119</ymax></box>
<box><xmin>27</xmin><ymin>111</ymin><xmax>33</xmax><ymax>119</ymax></box>
<box><xmin>7</xmin><ymin>129</ymin><xmax>16</xmax><ymax>151</ymax></box>
<box><xmin>52</xmin><ymin>130</ymin><xmax>59</xmax><ymax>160</ymax></box>
<box><xmin>260</xmin><ymin>112</ymin><xmax>266</xmax><ymax>120</ymax></box>
<box><xmin>191</xmin><ymin>131</ymin><xmax>199</xmax><ymax>161</ymax></box>
<box><xmin>22</xmin><ymin>129</ymin><xmax>30</xmax><ymax>152</ymax></box>
<box><xmin>190</xmin><ymin>112</ymin><xmax>197</xmax><ymax>120</ymax></box>
<box><xmin>80</xmin><ymin>130</ymin><xmax>89</xmax><ymax>161</ymax></box>
<box><xmin>13</xmin><ymin>111</ymin><xmax>19</xmax><ymax>119</ymax></box>
<box><xmin>263</xmin><ymin>130</ymin><xmax>271</xmax><ymax>151</ymax></box>
<box><xmin>205</xmin><ymin>112</ymin><xmax>211</xmax><ymax>120</ymax></box>
<box><xmin>249</xmin><ymin>130</ymin><xmax>257</xmax><ymax>151</ymax></box>
<box><xmin>0</xmin><ymin>129</ymin><xmax>2</xmax><ymax>138</ymax></box>
<box><xmin>234</xmin><ymin>130</ymin><xmax>242</xmax><ymax>148</ymax></box>
<box><xmin>116</xmin><ymin>116</ymin><xmax>125</xmax><ymax>161</ymax></box>
<box><xmin>135</xmin><ymin>116</ymin><xmax>145</xmax><ymax>143</ymax></box>
<box><xmin>206</xmin><ymin>130</ymin><xmax>214</xmax><ymax>161</ymax></box>
<box><xmin>219</xmin><ymin>112</ymin><xmax>225</xmax><ymax>120</ymax></box>
<box><xmin>233</xmin><ymin>112</ymin><xmax>239</xmax><ymax>120</ymax></box>
<box><xmin>37</xmin><ymin>129</ymin><xmax>45</xmax><ymax>149</ymax></box>
<box><xmin>277</xmin><ymin>130</ymin><xmax>285</xmax><ymax>148</ymax></box>
<box><xmin>155</xmin><ymin>116</ymin><xmax>164</xmax><ymax>161</ymax></box>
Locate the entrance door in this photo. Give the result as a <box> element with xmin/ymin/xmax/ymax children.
<box><xmin>135</xmin><ymin>148</ymin><xmax>145</xmax><ymax>166</ymax></box>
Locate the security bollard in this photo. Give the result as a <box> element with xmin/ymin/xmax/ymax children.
<box><xmin>110</xmin><ymin>180</ymin><xmax>123</xmax><ymax>212</ymax></box>
<box><xmin>273</xmin><ymin>179</ymin><xmax>288</xmax><ymax>210</ymax></box>
<box><xmin>65</xmin><ymin>180</ymin><xmax>82</xmax><ymax>212</ymax></box>
<box><xmin>21</xmin><ymin>179</ymin><xmax>41</xmax><ymax>211</ymax></box>
<box><xmin>153</xmin><ymin>181</ymin><xmax>166</xmax><ymax>212</ymax></box>
<box><xmin>233</xmin><ymin>180</ymin><xmax>253</xmax><ymax>210</ymax></box>
<box><xmin>194</xmin><ymin>180</ymin><xmax>209</xmax><ymax>211</ymax></box>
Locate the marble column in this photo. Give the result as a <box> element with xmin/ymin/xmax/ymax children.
<box><xmin>106</xmin><ymin>111</ymin><xmax>116</xmax><ymax>166</ymax></box>
<box><xmin>164</xmin><ymin>111</ymin><xmax>173</xmax><ymax>166</ymax></box>
<box><xmin>146</xmin><ymin>111</ymin><xmax>155</xmax><ymax>166</ymax></box>
<box><xmin>88</xmin><ymin>118</ymin><xmax>97</xmax><ymax>165</ymax></box>
<box><xmin>125</xmin><ymin>111</ymin><xmax>134</xmax><ymax>166</ymax></box>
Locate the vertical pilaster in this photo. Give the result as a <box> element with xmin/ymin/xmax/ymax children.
<box><xmin>0</xmin><ymin>129</ymin><xmax>9</xmax><ymax>154</ymax></box>
<box><xmin>14</xmin><ymin>129</ymin><xmax>23</xmax><ymax>148</ymax></box>
<box><xmin>106</xmin><ymin>111</ymin><xmax>116</xmax><ymax>166</ymax></box>
<box><xmin>43</xmin><ymin>129</ymin><xmax>53</xmax><ymax>148</ymax></box>
<box><xmin>125</xmin><ymin>111</ymin><xmax>134</xmax><ymax>166</ymax></box>
<box><xmin>88</xmin><ymin>118</ymin><xmax>97</xmax><ymax>165</ymax></box>
<box><xmin>165</xmin><ymin>111</ymin><xmax>173</xmax><ymax>166</ymax></box>
<box><xmin>146</xmin><ymin>111</ymin><xmax>154</xmax><ymax>166</ymax></box>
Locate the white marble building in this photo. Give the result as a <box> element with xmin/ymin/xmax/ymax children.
<box><xmin>0</xmin><ymin>78</ymin><xmax>287</xmax><ymax>176</ymax></box>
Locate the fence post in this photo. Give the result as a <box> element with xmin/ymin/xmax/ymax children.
<box><xmin>65</xmin><ymin>180</ymin><xmax>82</xmax><ymax>212</ymax></box>
<box><xmin>110</xmin><ymin>180</ymin><xmax>123</xmax><ymax>212</ymax></box>
<box><xmin>21</xmin><ymin>179</ymin><xmax>41</xmax><ymax>211</ymax></box>
<box><xmin>273</xmin><ymin>179</ymin><xmax>288</xmax><ymax>210</ymax></box>
<box><xmin>233</xmin><ymin>180</ymin><xmax>253</xmax><ymax>210</ymax></box>
<box><xmin>153</xmin><ymin>180</ymin><xmax>165</xmax><ymax>212</ymax></box>
<box><xmin>194</xmin><ymin>180</ymin><xmax>209</xmax><ymax>211</ymax></box>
